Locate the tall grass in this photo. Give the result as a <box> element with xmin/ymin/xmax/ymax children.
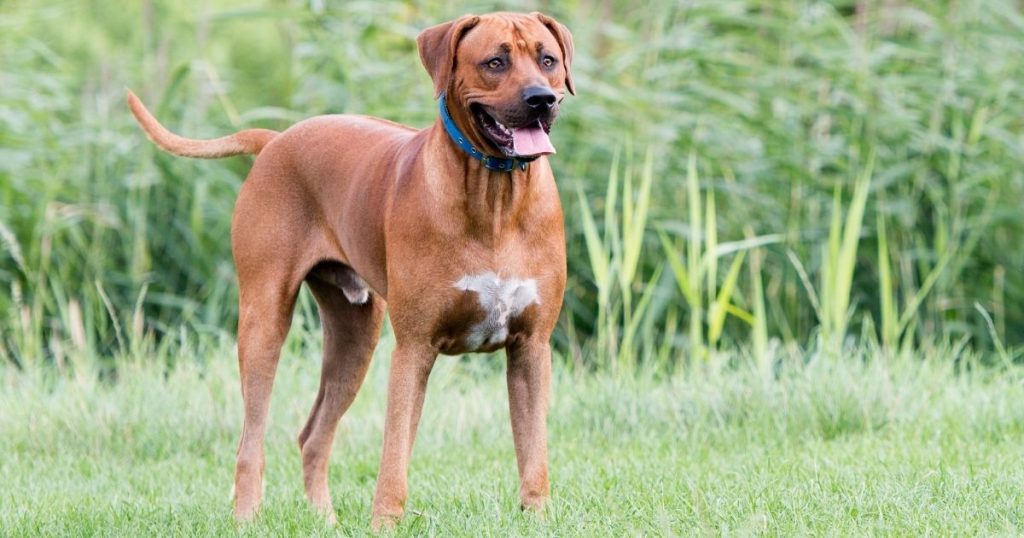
<box><xmin>1</xmin><ymin>0</ymin><xmax>1023</xmax><ymax>370</ymax></box>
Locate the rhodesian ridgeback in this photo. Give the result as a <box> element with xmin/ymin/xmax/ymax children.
<box><xmin>127</xmin><ymin>11</ymin><xmax>574</xmax><ymax>528</ymax></box>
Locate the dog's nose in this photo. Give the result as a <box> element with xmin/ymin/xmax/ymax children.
<box><xmin>523</xmin><ymin>86</ymin><xmax>557</xmax><ymax>109</ymax></box>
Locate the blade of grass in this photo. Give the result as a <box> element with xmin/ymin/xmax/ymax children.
<box><xmin>708</xmin><ymin>250</ymin><xmax>746</xmax><ymax>348</ymax></box>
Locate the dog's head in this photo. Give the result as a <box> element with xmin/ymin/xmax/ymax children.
<box><xmin>417</xmin><ymin>12</ymin><xmax>575</xmax><ymax>159</ymax></box>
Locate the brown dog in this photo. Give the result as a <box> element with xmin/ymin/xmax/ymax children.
<box><xmin>127</xmin><ymin>11</ymin><xmax>573</xmax><ymax>529</ymax></box>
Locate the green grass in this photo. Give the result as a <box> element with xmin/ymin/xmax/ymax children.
<box><xmin>4</xmin><ymin>337</ymin><xmax>1024</xmax><ymax>536</ymax></box>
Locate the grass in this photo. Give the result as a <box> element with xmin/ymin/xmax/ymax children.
<box><xmin>3</xmin><ymin>334</ymin><xmax>1024</xmax><ymax>536</ymax></box>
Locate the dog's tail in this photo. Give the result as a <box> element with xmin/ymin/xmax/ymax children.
<box><xmin>126</xmin><ymin>89</ymin><xmax>278</xmax><ymax>158</ymax></box>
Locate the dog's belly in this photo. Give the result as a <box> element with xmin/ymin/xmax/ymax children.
<box><xmin>436</xmin><ymin>271</ymin><xmax>541</xmax><ymax>354</ymax></box>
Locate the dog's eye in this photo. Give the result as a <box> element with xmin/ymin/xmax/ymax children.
<box><xmin>541</xmin><ymin>56</ymin><xmax>556</xmax><ymax>69</ymax></box>
<box><xmin>486</xmin><ymin>58</ymin><xmax>504</xmax><ymax>70</ymax></box>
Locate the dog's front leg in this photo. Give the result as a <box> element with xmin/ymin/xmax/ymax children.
<box><xmin>371</xmin><ymin>343</ymin><xmax>437</xmax><ymax>530</ymax></box>
<box><xmin>506</xmin><ymin>338</ymin><xmax>552</xmax><ymax>513</ymax></box>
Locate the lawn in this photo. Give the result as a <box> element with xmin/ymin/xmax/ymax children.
<box><xmin>3</xmin><ymin>339</ymin><xmax>1023</xmax><ymax>536</ymax></box>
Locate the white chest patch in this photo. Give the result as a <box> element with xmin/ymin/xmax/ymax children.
<box><xmin>454</xmin><ymin>272</ymin><xmax>540</xmax><ymax>349</ymax></box>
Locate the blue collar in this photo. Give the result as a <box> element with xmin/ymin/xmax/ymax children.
<box><xmin>438</xmin><ymin>94</ymin><xmax>528</xmax><ymax>172</ymax></box>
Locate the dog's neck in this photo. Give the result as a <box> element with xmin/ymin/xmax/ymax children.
<box><xmin>438</xmin><ymin>94</ymin><xmax>530</xmax><ymax>173</ymax></box>
<box><xmin>424</xmin><ymin>119</ymin><xmax>546</xmax><ymax>244</ymax></box>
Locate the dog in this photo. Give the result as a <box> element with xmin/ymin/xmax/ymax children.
<box><xmin>127</xmin><ymin>11</ymin><xmax>573</xmax><ymax>529</ymax></box>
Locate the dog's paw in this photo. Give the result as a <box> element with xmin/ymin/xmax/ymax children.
<box><xmin>371</xmin><ymin>513</ymin><xmax>400</xmax><ymax>532</ymax></box>
<box><xmin>233</xmin><ymin>504</ymin><xmax>259</xmax><ymax>525</ymax></box>
<box><xmin>520</xmin><ymin>495</ymin><xmax>548</xmax><ymax>519</ymax></box>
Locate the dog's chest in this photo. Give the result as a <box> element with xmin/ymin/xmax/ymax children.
<box><xmin>445</xmin><ymin>271</ymin><xmax>540</xmax><ymax>352</ymax></box>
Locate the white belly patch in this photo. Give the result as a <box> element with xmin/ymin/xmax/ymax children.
<box><xmin>454</xmin><ymin>272</ymin><xmax>540</xmax><ymax>349</ymax></box>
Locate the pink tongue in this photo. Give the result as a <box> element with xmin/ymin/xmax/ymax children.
<box><xmin>512</xmin><ymin>123</ymin><xmax>556</xmax><ymax>156</ymax></box>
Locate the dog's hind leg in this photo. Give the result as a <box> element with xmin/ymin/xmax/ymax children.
<box><xmin>233</xmin><ymin>277</ymin><xmax>299</xmax><ymax>522</ymax></box>
<box><xmin>298</xmin><ymin>271</ymin><xmax>385</xmax><ymax>522</ymax></box>
<box><xmin>230</xmin><ymin>170</ymin><xmax>314</xmax><ymax>522</ymax></box>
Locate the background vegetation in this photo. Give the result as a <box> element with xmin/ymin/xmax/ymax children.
<box><xmin>2</xmin><ymin>0</ymin><xmax>1022</xmax><ymax>368</ymax></box>
<box><xmin>2</xmin><ymin>0</ymin><xmax>1024</xmax><ymax>534</ymax></box>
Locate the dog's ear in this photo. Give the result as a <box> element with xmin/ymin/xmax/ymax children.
<box><xmin>417</xmin><ymin>15</ymin><xmax>481</xmax><ymax>99</ymax></box>
<box><xmin>533</xmin><ymin>12</ymin><xmax>575</xmax><ymax>95</ymax></box>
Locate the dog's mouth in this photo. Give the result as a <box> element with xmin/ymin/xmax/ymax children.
<box><xmin>471</xmin><ymin>104</ymin><xmax>555</xmax><ymax>158</ymax></box>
